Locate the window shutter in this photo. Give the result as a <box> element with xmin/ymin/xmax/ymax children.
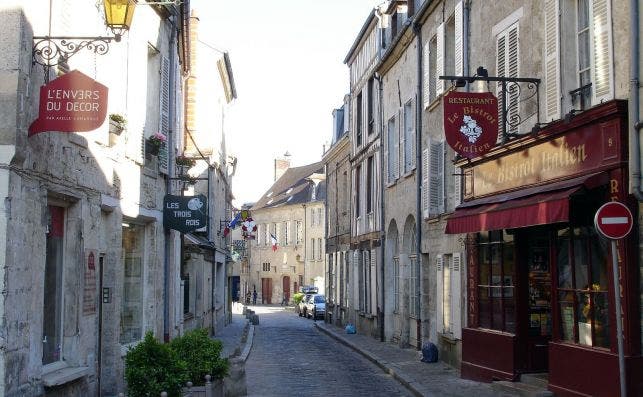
<box><xmin>423</xmin><ymin>40</ymin><xmax>431</xmax><ymax>107</ymax></box>
<box><xmin>454</xmin><ymin>1</ymin><xmax>464</xmax><ymax>76</ymax></box>
<box><xmin>496</xmin><ymin>31</ymin><xmax>506</xmax><ymax>143</ymax></box>
<box><xmin>159</xmin><ymin>55</ymin><xmax>170</xmax><ymax>174</ymax></box>
<box><xmin>452</xmin><ymin>252</ymin><xmax>462</xmax><ymax>339</ymax></box>
<box><xmin>436</xmin><ymin>254</ymin><xmax>444</xmax><ymax>333</ymax></box>
<box><xmin>507</xmin><ymin>24</ymin><xmax>519</xmax><ymax>135</ymax></box>
<box><xmin>544</xmin><ymin>0</ymin><xmax>561</xmax><ymax>121</ymax></box>
<box><xmin>429</xmin><ymin>140</ymin><xmax>444</xmax><ymax>215</ymax></box>
<box><xmin>591</xmin><ymin>0</ymin><xmax>613</xmax><ymax>104</ymax></box>
<box><xmin>422</xmin><ymin>148</ymin><xmax>430</xmax><ymax>219</ymax></box>
<box><xmin>370</xmin><ymin>249</ymin><xmax>377</xmax><ymax>315</ymax></box>
<box><xmin>384</xmin><ymin>121</ymin><xmax>389</xmax><ymax>182</ymax></box>
<box><xmin>399</xmin><ymin>109</ymin><xmax>405</xmax><ymax>175</ymax></box>
<box><xmin>436</xmin><ymin>22</ymin><xmax>446</xmax><ymax>95</ymax></box>
<box><xmin>454</xmin><ymin>166</ymin><xmax>462</xmax><ymax>207</ymax></box>
<box><xmin>393</xmin><ymin>117</ymin><xmax>399</xmax><ymax>180</ymax></box>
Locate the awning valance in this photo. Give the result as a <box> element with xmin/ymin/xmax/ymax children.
<box><xmin>445</xmin><ymin>172</ymin><xmax>607</xmax><ymax>234</ymax></box>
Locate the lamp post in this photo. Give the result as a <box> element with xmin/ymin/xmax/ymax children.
<box><xmin>32</xmin><ymin>0</ymin><xmax>137</xmax><ymax>74</ymax></box>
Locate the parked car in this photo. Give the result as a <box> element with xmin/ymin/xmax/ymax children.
<box><xmin>298</xmin><ymin>293</ymin><xmax>313</xmax><ymax>317</ymax></box>
<box><xmin>305</xmin><ymin>294</ymin><xmax>325</xmax><ymax>320</ymax></box>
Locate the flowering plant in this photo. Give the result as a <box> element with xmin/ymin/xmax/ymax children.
<box><xmin>175</xmin><ymin>155</ymin><xmax>196</xmax><ymax>168</ymax></box>
<box><xmin>148</xmin><ymin>132</ymin><xmax>167</xmax><ymax>146</ymax></box>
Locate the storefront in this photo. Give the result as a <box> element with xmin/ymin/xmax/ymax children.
<box><xmin>446</xmin><ymin>100</ymin><xmax>642</xmax><ymax>396</ymax></box>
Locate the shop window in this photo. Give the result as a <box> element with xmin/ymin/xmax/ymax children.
<box><xmin>43</xmin><ymin>205</ymin><xmax>65</xmax><ymax>365</ymax></box>
<box><xmin>477</xmin><ymin>230</ymin><xmax>516</xmax><ymax>333</ymax></box>
<box><xmin>120</xmin><ymin>223</ymin><xmax>145</xmax><ymax>344</ymax></box>
<box><xmin>556</xmin><ymin>226</ymin><xmax>610</xmax><ymax>348</ymax></box>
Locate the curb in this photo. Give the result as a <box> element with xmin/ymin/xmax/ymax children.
<box><xmin>314</xmin><ymin>323</ymin><xmax>424</xmax><ymax>397</ymax></box>
<box><xmin>239</xmin><ymin>323</ymin><xmax>254</xmax><ymax>362</ymax></box>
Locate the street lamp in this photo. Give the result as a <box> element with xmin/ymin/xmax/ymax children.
<box><xmin>32</xmin><ymin>0</ymin><xmax>137</xmax><ymax>70</ymax></box>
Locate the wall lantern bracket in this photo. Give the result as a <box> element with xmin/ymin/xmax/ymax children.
<box><xmin>440</xmin><ymin>66</ymin><xmax>541</xmax><ymax>143</ymax></box>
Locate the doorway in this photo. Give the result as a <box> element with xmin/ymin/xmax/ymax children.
<box><xmin>261</xmin><ymin>278</ymin><xmax>272</xmax><ymax>304</ymax></box>
<box><xmin>282</xmin><ymin>276</ymin><xmax>290</xmax><ymax>304</ymax></box>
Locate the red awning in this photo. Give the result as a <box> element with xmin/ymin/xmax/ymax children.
<box><xmin>444</xmin><ymin>172</ymin><xmax>608</xmax><ymax>234</ymax></box>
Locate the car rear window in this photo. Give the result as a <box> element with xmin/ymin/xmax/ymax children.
<box><xmin>314</xmin><ymin>295</ymin><xmax>325</xmax><ymax>303</ymax></box>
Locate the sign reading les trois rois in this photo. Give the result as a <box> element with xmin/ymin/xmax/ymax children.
<box><xmin>29</xmin><ymin>70</ymin><xmax>108</xmax><ymax>136</ymax></box>
<box><xmin>163</xmin><ymin>195</ymin><xmax>208</xmax><ymax>234</ymax></box>
<box><xmin>443</xmin><ymin>91</ymin><xmax>499</xmax><ymax>158</ymax></box>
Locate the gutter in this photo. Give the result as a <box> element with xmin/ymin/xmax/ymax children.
<box><xmin>413</xmin><ymin>21</ymin><xmax>423</xmax><ymax>350</ymax></box>
<box><xmin>629</xmin><ymin>0</ymin><xmax>643</xmax><ymax>200</ymax></box>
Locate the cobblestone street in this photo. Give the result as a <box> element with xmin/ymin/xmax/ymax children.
<box><xmin>245</xmin><ymin>306</ymin><xmax>412</xmax><ymax>397</ymax></box>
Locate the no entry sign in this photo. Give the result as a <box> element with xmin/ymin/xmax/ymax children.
<box><xmin>594</xmin><ymin>201</ymin><xmax>633</xmax><ymax>240</ymax></box>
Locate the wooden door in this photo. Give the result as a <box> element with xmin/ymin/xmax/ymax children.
<box><xmin>283</xmin><ymin>276</ymin><xmax>291</xmax><ymax>303</ymax></box>
<box><xmin>262</xmin><ymin>278</ymin><xmax>272</xmax><ymax>304</ymax></box>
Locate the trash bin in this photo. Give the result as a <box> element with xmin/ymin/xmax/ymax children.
<box><xmin>420</xmin><ymin>342</ymin><xmax>438</xmax><ymax>363</ymax></box>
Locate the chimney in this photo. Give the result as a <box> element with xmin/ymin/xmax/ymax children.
<box><xmin>274</xmin><ymin>151</ymin><xmax>291</xmax><ymax>181</ymax></box>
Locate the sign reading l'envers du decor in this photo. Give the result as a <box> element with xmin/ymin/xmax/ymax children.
<box><xmin>443</xmin><ymin>91</ymin><xmax>499</xmax><ymax>159</ymax></box>
<box><xmin>163</xmin><ymin>195</ymin><xmax>208</xmax><ymax>233</ymax></box>
<box><xmin>29</xmin><ymin>70</ymin><xmax>108</xmax><ymax>136</ymax></box>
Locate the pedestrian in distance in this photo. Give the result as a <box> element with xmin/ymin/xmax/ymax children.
<box><xmin>252</xmin><ymin>290</ymin><xmax>257</xmax><ymax>305</ymax></box>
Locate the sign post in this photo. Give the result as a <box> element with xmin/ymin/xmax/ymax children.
<box><xmin>594</xmin><ymin>201</ymin><xmax>632</xmax><ymax>397</ymax></box>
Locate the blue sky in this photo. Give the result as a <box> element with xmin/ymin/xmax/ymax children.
<box><xmin>192</xmin><ymin>0</ymin><xmax>382</xmax><ymax>206</ymax></box>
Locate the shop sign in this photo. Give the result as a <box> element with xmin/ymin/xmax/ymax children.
<box><xmin>163</xmin><ymin>194</ymin><xmax>207</xmax><ymax>233</ymax></box>
<box><xmin>443</xmin><ymin>91</ymin><xmax>498</xmax><ymax>159</ymax></box>
<box><xmin>465</xmin><ymin>120</ymin><xmax>621</xmax><ymax>199</ymax></box>
<box><xmin>29</xmin><ymin>70</ymin><xmax>108</xmax><ymax>136</ymax></box>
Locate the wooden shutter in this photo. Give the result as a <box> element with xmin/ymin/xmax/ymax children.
<box><xmin>429</xmin><ymin>140</ymin><xmax>444</xmax><ymax>215</ymax></box>
<box><xmin>422</xmin><ymin>148</ymin><xmax>430</xmax><ymax>218</ymax></box>
<box><xmin>159</xmin><ymin>55</ymin><xmax>170</xmax><ymax>174</ymax></box>
<box><xmin>507</xmin><ymin>24</ymin><xmax>519</xmax><ymax>135</ymax></box>
<box><xmin>496</xmin><ymin>31</ymin><xmax>506</xmax><ymax>143</ymax></box>
<box><xmin>423</xmin><ymin>40</ymin><xmax>431</xmax><ymax>107</ymax></box>
<box><xmin>370</xmin><ymin>249</ymin><xmax>377</xmax><ymax>315</ymax></box>
<box><xmin>400</xmin><ymin>109</ymin><xmax>405</xmax><ymax>174</ymax></box>
<box><xmin>436</xmin><ymin>22</ymin><xmax>446</xmax><ymax>96</ymax></box>
<box><xmin>591</xmin><ymin>0</ymin><xmax>613</xmax><ymax>104</ymax></box>
<box><xmin>393</xmin><ymin>117</ymin><xmax>399</xmax><ymax>180</ymax></box>
<box><xmin>452</xmin><ymin>252</ymin><xmax>462</xmax><ymax>339</ymax></box>
<box><xmin>454</xmin><ymin>1</ymin><xmax>464</xmax><ymax>76</ymax></box>
<box><xmin>454</xmin><ymin>166</ymin><xmax>462</xmax><ymax>207</ymax></box>
<box><xmin>436</xmin><ymin>255</ymin><xmax>444</xmax><ymax>333</ymax></box>
<box><xmin>544</xmin><ymin>0</ymin><xmax>561</xmax><ymax>121</ymax></box>
<box><xmin>384</xmin><ymin>118</ymin><xmax>389</xmax><ymax>182</ymax></box>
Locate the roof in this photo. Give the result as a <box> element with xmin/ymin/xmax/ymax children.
<box><xmin>252</xmin><ymin>161</ymin><xmax>326</xmax><ymax>210</ymax></box>
<box><xmin>343</xmin><ymin>9</ymin><xmax>378</xmax><ymax>64</ymax></box>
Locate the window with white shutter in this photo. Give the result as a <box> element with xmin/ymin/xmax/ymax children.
<box><xmin>387</xmin><ymin>116</ymin><xmax>398</xmax><ymax>183</ymax></box>
<box><xmin>452</xmin><ymin>252</ymin><xmax>463</xmax><ymax>339</ymax></box>
<box><xmin>436</xmin><ymin>22</ymin><xmax>446</xmax><ymax>96</ymax></box>
<box><xmin>436</xmin><ymin>254</ymin><xmax>444</xmax><ymax>333</ymax></box>
<box><xmin>454</xmin><ymin>1</ymin><xmax>464</xmax><ymax>76</ymax></box>
<box><xmin>403</xmin><ymin>100</ymin><xmax>415</xmax><ymax>174</ymax></box>
<box><xmin>544</xmin><ymin>0</ymin><xmax>561</xmax><ymax>121</ymax></box>
<box><xmin>589</xmin><ymin>0</ymin><xmax>613</xmax><ymax>104</ymax></box>
<box><xmin>453</xmin><ymin>166</ymin><xmax>462</xmax><ymax>209</ymax></box>
<box><xmin>496</xmin><ymin>23</ymin><xmax>520</xmax><ymax>140</ymax></box>
<box><xmin>422</xmin><ymin>148</ymin><xmax>430</xmax><ymax>219</ymax></box>
<box><xmin>158</xmin><ymin>55</ymin><xmax>170</xmax><ymax>174</ymax></box>
<box><xmin>429</xmin><ymin>139</ymin><xmax>445</xmax><ymax>216</ymax></box>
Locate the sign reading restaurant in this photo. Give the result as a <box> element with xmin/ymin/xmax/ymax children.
<box><xmin>443</xmin><ymin>91</ymin><xmax>499</xmax><ymax>159</ymax></box>
<box><xmin>29</xmin><ymin>70</ymin><xmax>108</xmax><ymax>136</ymax></box>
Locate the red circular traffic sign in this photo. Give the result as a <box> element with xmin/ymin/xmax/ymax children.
<box><xmin>594</xmin><ymin>202</ymin><xmax>633</xmax><ymax>240</ymax></box>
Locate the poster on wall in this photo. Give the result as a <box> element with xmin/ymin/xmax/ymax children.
<box><xmin>443</xmin><ymin>91</ymin><xmax>498</xmax><ymax>159</ymax></box>
<box><xmin>29</xmin><ymin>70</ymin><xmax>108</xmax><ymax>136</ymax></box>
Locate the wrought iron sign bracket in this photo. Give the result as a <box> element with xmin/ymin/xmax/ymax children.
<box><xmin>32</xmin><ymin>36</ymin><xmax>116</xmax><ymax>81</ymax></box>
<box><xmin>440</xmin><ymin>67</ymin><xmax>541</xmax><ymax>143</ymax></box>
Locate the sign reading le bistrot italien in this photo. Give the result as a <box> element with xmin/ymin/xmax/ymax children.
<box><xmin>29</xmin><ymin>70</ymin><xmax>108</xmax><ymax>136</ymax></box>
<box><xmin>443</xmin><ymin>91</ymin><xmax>499</xmax><ymax>159</ymax></box>
<box><xmin>163</xmin><ymin>195</ymin><xmax>208</xmax><ymax>234</ymax></box>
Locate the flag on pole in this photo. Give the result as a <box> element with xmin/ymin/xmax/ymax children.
<box><xmin>270</xmin><ymin>233</ymin><xmax>278</xmax><ymax>251</ymax></box>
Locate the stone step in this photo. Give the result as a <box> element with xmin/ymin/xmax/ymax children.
<box><xmin>520</xmin><ymin>373</ymin><xmax>549</xmax><ymax>389</ymax></box>
<box><xmin>492</xmin><ymin>380</ymin><xmax>554</xmax><ymax>397</ymax></box>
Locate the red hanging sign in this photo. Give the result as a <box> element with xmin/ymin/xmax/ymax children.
<box><xmin>29</xmin><ymin>70</ymin><xmax>108</xmax><ymax>136</ymax></box>
<box><xmin>443</xmin><ymin>91</ymin><xmax>498</xmax><ymax>159</ymax></box>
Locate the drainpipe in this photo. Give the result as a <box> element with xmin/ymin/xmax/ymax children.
<box><xmin>629</xmin><ymin>0</ymin><xmax>643</xmax><ymax>201</ymax></box>
<box><xmin>413</xmin><ymin>21</ymin><xmax>423</xmax><ymax>350</ymax></box>
<box><xmin>374</xmin><ymin>5</ymin><xmax>386</xmax><ymax>343</ymax></box>
<box><xmin>164</xmin><ymin>13</ymin><xmax>178</xmax><ymax>342</ymax></box>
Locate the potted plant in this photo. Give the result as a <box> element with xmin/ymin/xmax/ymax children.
<box><xmin>146</xmin><ymin>132</ymin><xmax>166</xmax><ymax>156</ymax></box>
<box><xmin>108</xmin><ymin>113</ymin><xmax>126</xmax><ymax>135</ymax></box>
<box><xmin>175</xmin><ymin>155</ymin><xmax>197</xmax><ymax>169</ymax></box>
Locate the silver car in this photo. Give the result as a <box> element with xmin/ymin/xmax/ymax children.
<box><xmin>305</xmin><ymin>294</ymin><xmax>326</xmax><ymax>320</ymax></box>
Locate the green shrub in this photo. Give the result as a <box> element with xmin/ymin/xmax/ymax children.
<box><xmin>124</xmin><ymin>332</ymin><xmax>188</xmax><ymax>397</ymax></box>
<box><xmin>293</xmin><ymin>292</ymin><xmax>305</xmax><ymax>305</ymax></box>
<box><xmin>169</xmin><ymin>328</ymin><xmax>229</xmax><ymax>384</ymax></box>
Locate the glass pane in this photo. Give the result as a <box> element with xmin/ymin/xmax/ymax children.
<box><xmin>43</xmin><ymin>206</ymin><xmax>64</xmax><ymax>365</ymax></box>
<box><xmin>593</xmin><ymin>292</ymin><xmax>610</xmax><ymax>348</ymax></box>
<box><xmin>573</xmin><ymin>236</ymin><xmax>589</xmax><ymax>289</ymax></box>
<box><xmin>479</xmin><ymin>246</ymin><xmax>491</xmax><ymax>285</ymax></box>
<box><xmin>504</xmin><ymin>296</ymin><xmax>516</xmax><ymax>333</ymax></box>
<box><xmin>479</xmin><ymin>287</ymin><xmax>491</xmax><ymax>329</ymax></box>
<box><xmin>559</xmin><ymin>291</ymin><xmax>575</xmax><ymax>342</ymax></box>
<box><xmin>578</xmin><ymin>31</ymin><xmax>591</xmax><ymax>71</ymax></box>
<box><xmin>557</xmin><ymin>236</ymin><xmax>572</xmax><ymax>288</ymax></box>
<box><xmin>491</xmin><ymin>295</ymin><xmax>503</xmax><ymax>331</ymax></box>
<box><xmin>577</xmin><ymin>0</ymin><xmax>589</xmax><ymax>29</ymax></box>
<box><xmin>590</xmin><ymin>234</ymin><xmax>609</xmax><ymax>290</ymax></box>
<box><xmin>120</xmin><ymin>224</ymin><xmax>144</xmax><ymax>344</ymax></box>
<box><xmin>577</xmin><ymin>291</ymin><xmax>592</xmax><ymax>346</ymax></box>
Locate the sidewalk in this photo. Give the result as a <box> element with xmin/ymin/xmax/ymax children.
<box><xmin>213</xmin><ymin>302</ymin><xmax>252</xmax><ymax>359</ymax></box>
<box><xmin>314</xmin><ymin>321</ymin><xmax>513</xmax><ymax>397</ymax></box>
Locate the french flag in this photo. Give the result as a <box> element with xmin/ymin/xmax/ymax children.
<box><xmin>270</xmin><ymin>233</ymin><xmax>278</xmax><ymax>251</ymax></box>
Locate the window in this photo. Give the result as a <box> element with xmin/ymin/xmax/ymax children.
<box><xmin>310</xmin><ymin>208</ymin><xmax>315</xmax><ymax>226</ymax></box>
<box><xmin>355</xmin><ymin>165</ymin><xmax>361</xmax><ymax>218</ymax></box>
<box><xmin>443</xmin><ymin>256</ymin><xmax>452</xmax><ymax>333</ymax></box>
<box><xmin>477</xmin><ymin>231</ymin><xmax>516</xmax><ymax>333</ymax></box>
<box><xmin>339</xmin><ymin>252</ymin><xmax>345</xmax><ymax>307</ymax></box>
<box><xmin>356</xmin><ymin>91</ymin><xmax>363</xmax><ymax>147</ymax></box>
<box><xmin>317</xmin><ymin>238</ymin><xmax>322</xmax><ymax>260</ymax></box>
<box><xmin>437</xmin><ymin>253</ymin><xmax>462</xmax><ymax>338</ymax></box>
<box><xmin>284</xmin><ymin>221</ymin><xmax>290</xmax><ymax>246</ymax></box>
<box><xmin>422</xmin><ymin>139</ymin><xmax>445</xmax><ymax>218</ymax></box>
<box><xmin>423</xmin><ymin>36</ymin><xmax>438</xmax><ymax>105</ymax></box>
<box><xmin>121</xmin><ymin>223</ymin><xmax>145</xmax><ymax>344</ymax></box>
<box><xmin>393</xmin><ymin>256</ymin><xmax>400</xmax><ymax>312</ymax></box>
<box><xmin>576</xmin><ymin>0</ymin><xmax>591</xmax><ymax>108</ymax></box>
<box><xmin>43</xmin><ymin>205</ymin><xmax>65</xmax><ymax>364</ymax></box>
<box><xmin>403</xmin><ymin>100</ymin><xmax>415</xmax><ymax>173</ymax></box>
<box><xmin>317</xmin><ymin>208</ymin><xmax>323</xmax><ymax>227</ymax></box>
<box><xmin>310</xmin><ymin>238</ymin><xmax>315</xmax><ymax>261</ymax></box>
<box><xmin>387</xmin><ymin>116</ymin><xmax>398</xmax><ymax>183</ymax></box>
<box><xmin>182</xmin><ymin>275</ymin><xmax>191</xmax><ymax>315</ymax></box>
<box><xmin>356</xmin><ymin>251</ymin><xmax>364</xmax><ymax>311</ymax></box>
<box><xmin>366</xmin><ymin>156</ymin><xmax>373</xmax><ymax>213</ymax></box>
<box><xmin>296</xmin><ymin>221</ymin><xmax>303</xmax><ymax>244</ymax></box>
<box><xmin>409</xmin><ymin>255</ymin><xmax>419</xmax><ymax>317</ymax></box>
<box><xmin>262</xmin><ymin>263</ymin><xmax>271</xmax><ymax>272</ymax></box>
<box><xmin>367</xmin><ymin>78</ymin><xmax>375</xmax><ymax>135</ymax></box>
<box><xmin>496</xmin><ymin>22</ymin><xmax>519</xmax><ymax>137</ymax></box>
<box><xmin>328</xmin><ymin>255</ymin><xmax>334</xmax><ymax>304</ymax></box>
<box><xmin>556</xmin><ymin>226</ymin><xmax>610</xmax><ymax>348</ymax></box>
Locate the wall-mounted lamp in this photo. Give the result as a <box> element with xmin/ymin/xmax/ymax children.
<box><xmin>564</xmin><ymin>109</ymin><xmax>581</xmax><ymax>124</ymax></box>
<box><xmin>32</xmin><ymin>0</ymin><xmax>137</xmax><ymax>69</ymax></box>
